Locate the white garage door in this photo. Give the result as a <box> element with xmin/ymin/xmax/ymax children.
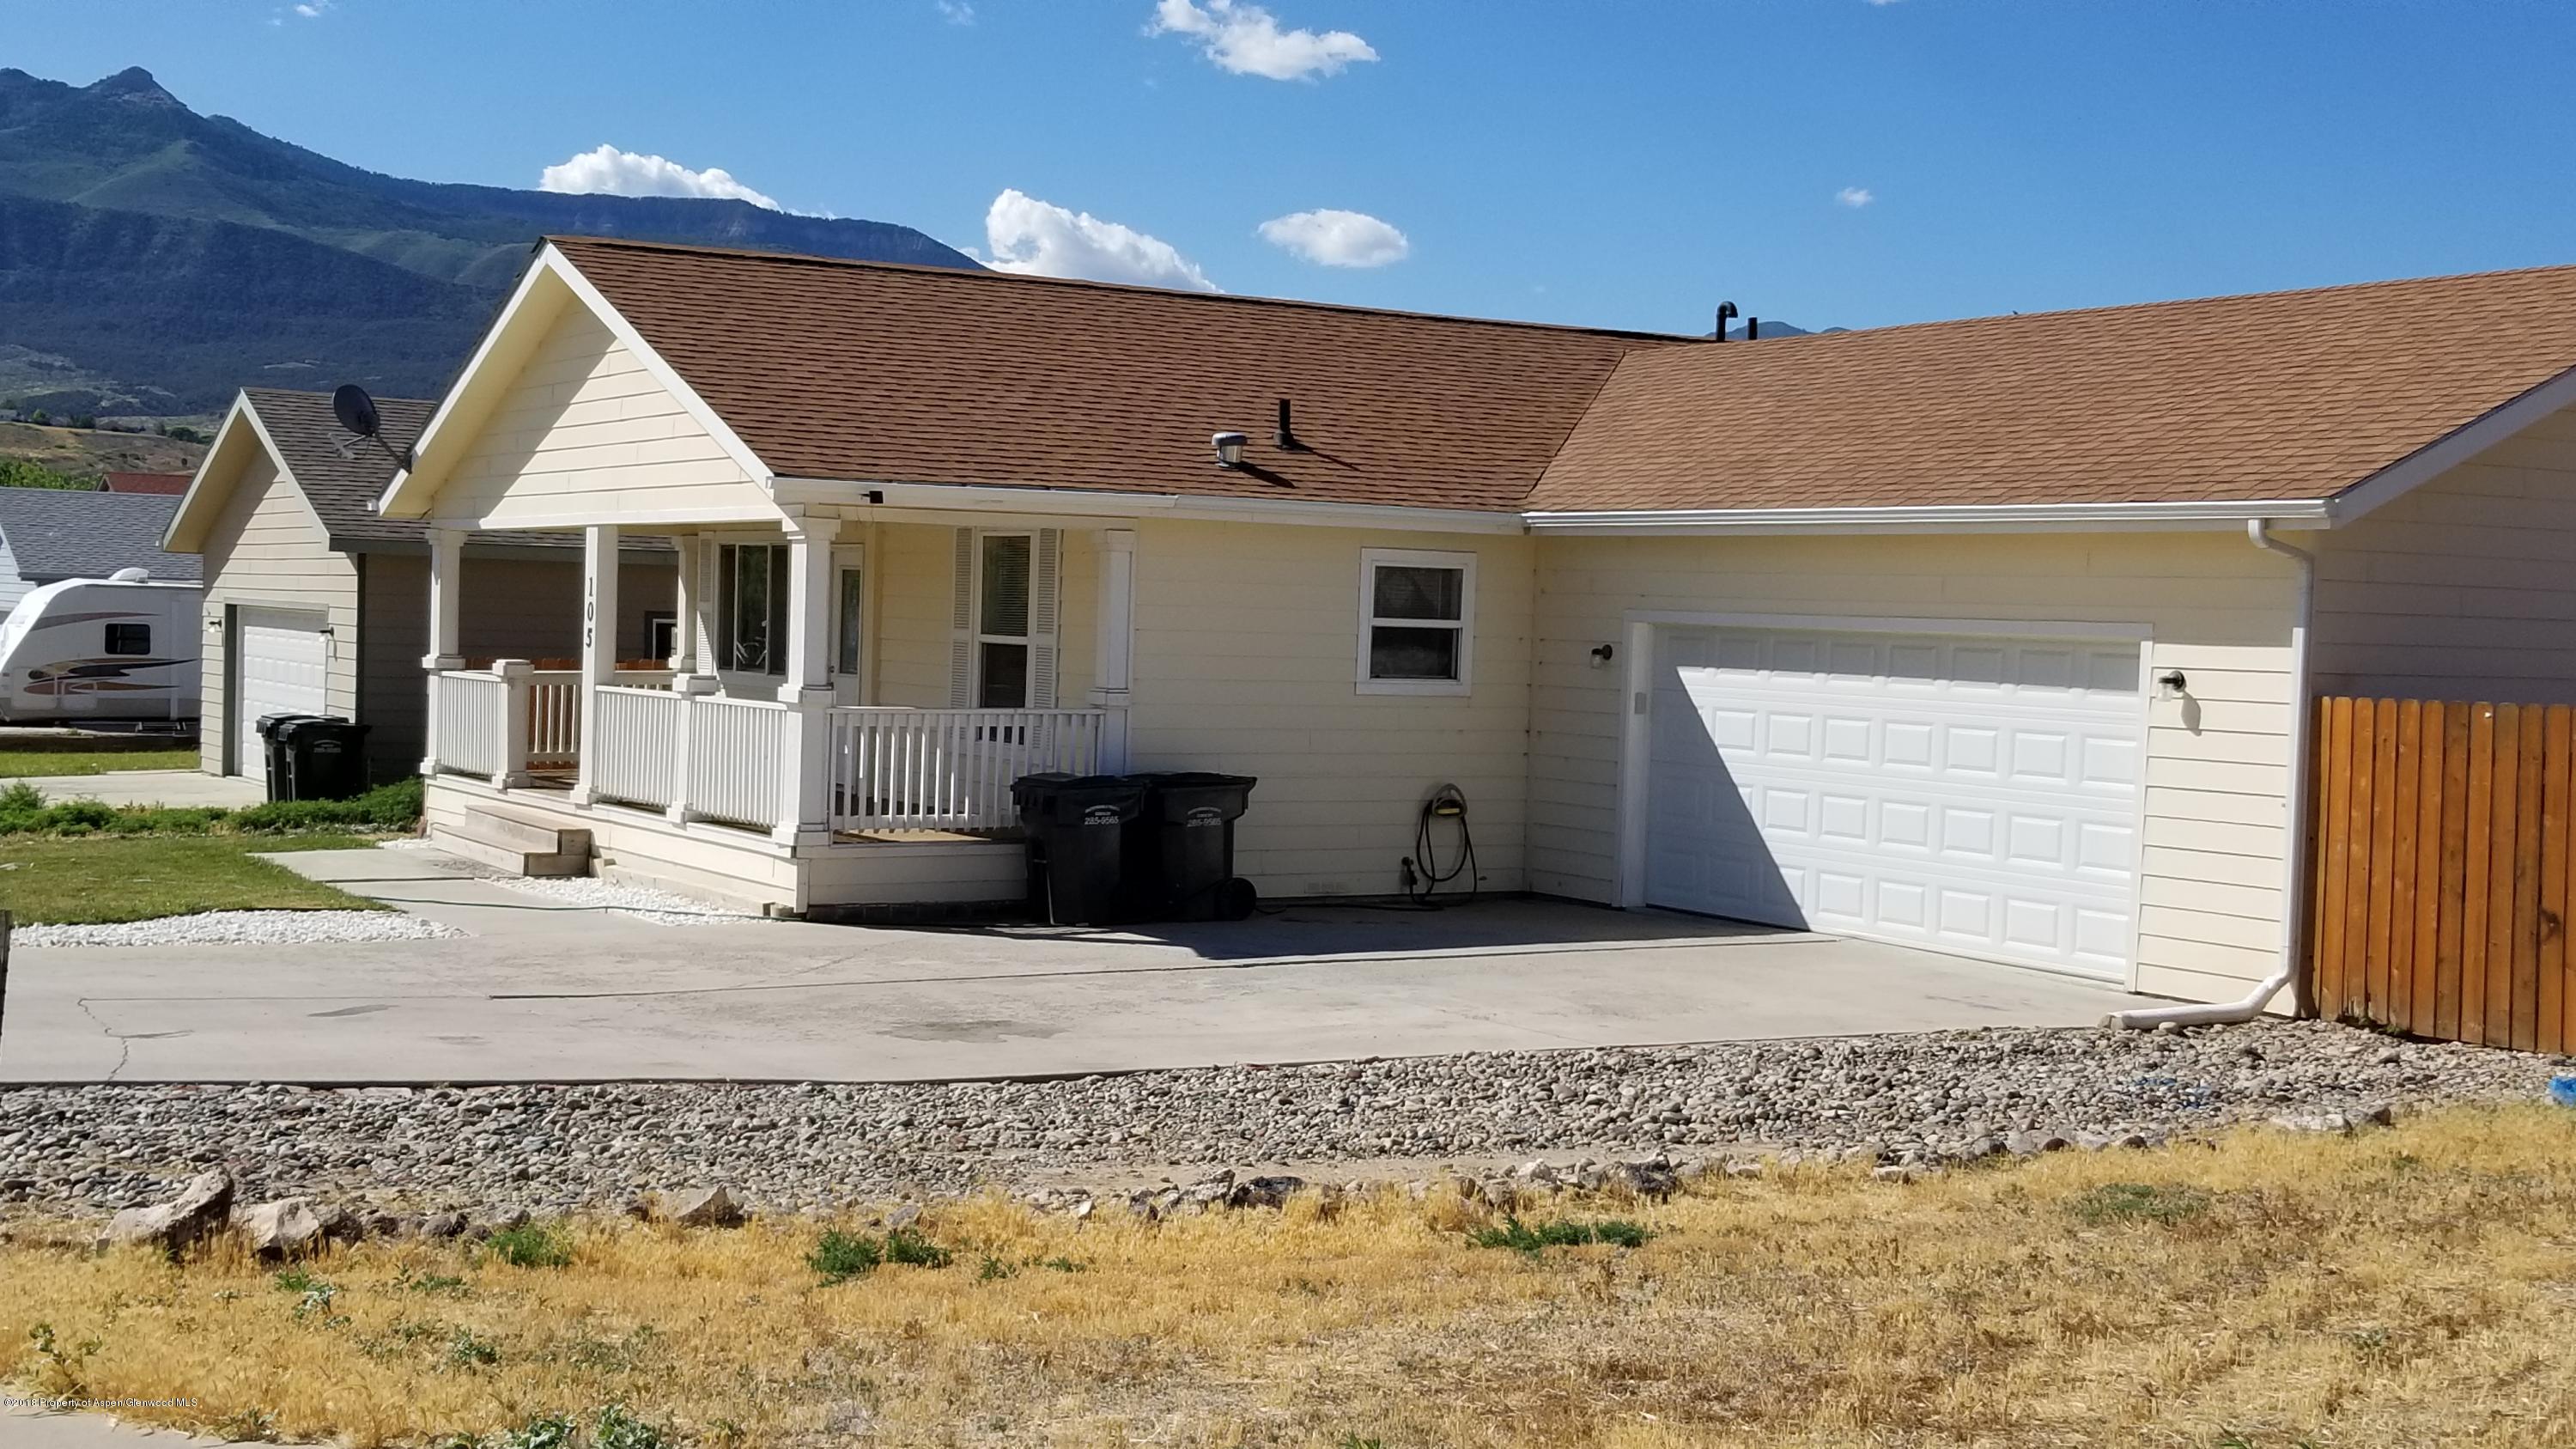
<box><xmin>1644</xmin><ymin>624</ymin><xmax>2143</xmax><ymax>979</ymax></box>
<box><xmin>233</xmin><ymin>610</ymin><xmax>329</xmax><ymax>783</ymax></box>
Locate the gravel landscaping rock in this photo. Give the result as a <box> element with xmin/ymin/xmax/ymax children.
<box><xmin>14</xmin><ymin>909</ymin><xmax>465</xmax><ymax>949</ymax></box>
<box><xmin>3</xmin><ymin>1019</ymin><xmax>2563</xmax><ymax>1218</ymax></box>
<box><xmin>490</xmin><ymin>874</ymin><xmax>762</xmax><ymax>927</ymax></box>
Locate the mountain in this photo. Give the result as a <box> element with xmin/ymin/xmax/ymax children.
<box><xmin>0</xmin><ymin>66</ymin><xmax>979</xmax><ymax>414</ymax></box>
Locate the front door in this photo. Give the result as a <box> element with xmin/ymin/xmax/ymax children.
<box><xmin>829</xmin><ymin>545</ymin><xmax>866</xmax><ymax>706</ymax></box>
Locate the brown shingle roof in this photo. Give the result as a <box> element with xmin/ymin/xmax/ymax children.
<box><xmin>1531</xmin><ymin>264</ymin><xmax>2576</xmax><ymax>514</ymax></box>
<box><xmin>101</xmin><ymin>471</ymin><xmax>191</xmax><ymax>495</ymax></box>
<box><xmin>241</xmin><ymin>387</ymin><xmax>440</xmax><ymax>543</ymax></box>
<box><xmin>549</xmin><ymin>236</ymin><xmax>1687</xmax><ymax>513</ymax></box>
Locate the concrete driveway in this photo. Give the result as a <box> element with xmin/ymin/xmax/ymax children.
<box><xmin>0</xmin><ymin>892</ymin><xmax>2150</xmax><ymax>1085</ymax></box>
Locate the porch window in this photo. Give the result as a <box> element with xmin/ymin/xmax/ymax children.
<box><xmin>976</xmin><ymin>533</ymin><xmax>1032</xmax><ymax>709</ymax></box>
<box><xmin>717</xmin><ymin>543</ymin><xmax>790</xmax><ymax>675</ymax></box>
<box><xmin>1358</xmin><ymin>548</ymin><xmax>1474</xmax><ymax>695</ymax></box>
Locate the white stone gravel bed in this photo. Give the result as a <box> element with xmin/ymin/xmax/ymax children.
<box><xmin>489</xmin><ymin>874</ymin><xmax>763</xmax><ymax>927</ymax></box>
<box><xmin>12</xmin><ymin>909</ymin><xmax>465</xmax><ymax>950</ymax></box>
<box><xmin>3</xmin><ymin>1019</ymin><xmax>2566</xmax><ymax>1217</ymax></box>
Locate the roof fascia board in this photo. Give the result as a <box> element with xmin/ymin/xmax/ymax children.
<box><xmin>543</xmin><ymin>245</ymin><xmax>775</xmax><ymax>488</ymax></box>
<box><xmin>773</xmin><ymin>477</ymin><xmax>1529</xmax><ymax>535</ymax></box>
<box><xmin>377</xmin><ymin>249</ymin><xmax>566</xmax><ymax>518</ymax></box>
<box><xmin>2325</xmin><ymin>362</ymin><xmax>2576</xmax><ymax>527</ymax></box>
<box><xmin>1522</xmin><ymin>498</ymin><xmax>2335</xmax><ymax>536</ymax></box>
<box><xmin>162</xmin><ymin>393</ymin><xmax>273</xmax><ymax>552</ymax></box>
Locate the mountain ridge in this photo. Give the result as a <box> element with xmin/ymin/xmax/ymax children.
<box><xmin>0</xmin><ymin>66</ymin><xmax>980</xmax><ymax>413</ymax></box>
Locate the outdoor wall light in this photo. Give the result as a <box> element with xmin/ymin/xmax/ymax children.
<box><xmin>1589</xmin><ymin>643</ymin><xmax>1617</xmax><ymax>667</ymax></box>
<box><xmin>2156</xmin><ymin>669</ymin><xmax>2189</xmax><ymax>701</ymax></box>
<box><xmin>1211</xmin><ymin>431</ymin><xmax>1249</xmax><ymax>469</ymax></box>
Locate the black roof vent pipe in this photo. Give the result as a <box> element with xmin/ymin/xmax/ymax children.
<box><xmin>1276</xmin><ymin>397</ymin><xmax>1299</xmax><ymax>450</ymax></box>
<box><xmin>1747</xmin><ymin>316</ymin><xmax>1760</xmax><ymax>341</ymax></box>
<box><xmin>1713</xmin><ymin>301</ymin><xmax>1738</xmax><ymax>341</ymax></box>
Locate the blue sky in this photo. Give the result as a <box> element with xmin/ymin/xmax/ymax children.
<box><xmin>12</xmin><ymin>1</ymin><xmax>2575</xmax><ymax>335</ymax></box>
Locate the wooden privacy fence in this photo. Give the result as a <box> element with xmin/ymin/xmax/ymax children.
<box><xmin>2311</xmin><ymin>697</ymin><xmax>2576</xmax><ymax>1050</ymax></box>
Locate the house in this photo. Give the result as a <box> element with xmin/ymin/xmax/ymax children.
<box><xmin>0</xmin><ymin>487</ymin><xmax>199</xmax><ymax>616</ymax></box>
<box><xmin>161</xmin><ymin>387</ymin><xmax>673</xmax><ymax>787</ymax></box>
<box><xmin>102</xmin><ymin>471</ymin><xmax>194</xmax><ymax>495</ymax></box>
<box><xmin>371</xmin><ymin>235</ymin><xmax>2576</xmax><ymax>1009</ymax></box>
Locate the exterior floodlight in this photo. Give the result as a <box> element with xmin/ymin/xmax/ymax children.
<box><xmin>1212</xmin><ymin>431</ymin><xmax>1249</xmax><ymax>469</ymax></box>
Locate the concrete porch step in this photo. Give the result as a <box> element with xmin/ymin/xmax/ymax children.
<box><xmin>432</xmin><ymin>801</ymin><xmax>592</xmax><ymax>879</ymax></box>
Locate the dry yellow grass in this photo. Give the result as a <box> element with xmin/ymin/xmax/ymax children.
<box><xmin>6</xmin><ymin>1105</ymin><xmax>2576</xmax><ymax>1448</ymax></box>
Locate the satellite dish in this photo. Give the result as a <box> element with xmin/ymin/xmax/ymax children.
<box><xmin>332</xmin><ymin>384</ymin><xmax>381</xmax><ymax>439</ymax></box>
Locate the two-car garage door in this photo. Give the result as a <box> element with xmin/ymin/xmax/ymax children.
<box><xmin>231</xmin><ymin>609</ymin><xmax>330</xmax><ymax>785</ymax></box>
<box><xmin>1643</xmin><ymin>624</ymin><xmax>2143</xmax><ymax>980</ymax></box>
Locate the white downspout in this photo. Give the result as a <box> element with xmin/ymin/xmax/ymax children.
<box><xmin>2104</xmin><ymin>517</ymin><xmax>2316</xmax><ymax>1029</ymax></box>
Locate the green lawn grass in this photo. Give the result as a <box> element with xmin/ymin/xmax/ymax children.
<box><xmin>0</xmin><ymin>835</ymin><xmax>387</xmax><ymax>924</ymax></box>
<box><xmin>0</xmin><ymin>748</ymin><xmax>200</xmax><ymax>777</ymax></box>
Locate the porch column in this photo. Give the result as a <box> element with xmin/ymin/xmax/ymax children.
<box><xmin>669</xmin><ymin>533</ymin><xmax>697</xmax><ymax>672</ymax></box>
<box><xmin>774</xmin><ymin>511</ymin><xmax>841</xmax><ymax>844</ymax></box>
<box><xmin>1089</xmin><ymin>527</ymin><xmax>1136</xmax><ymax>772</ymax></box>
<box><xmin>569</xmin><ymin>524</ymin><xmax>619</xmax><ymax>806</ymax></box>
<box><xmin>417</xmin><ymin>526</ymin><xmax>465</xmax><ymax>777</ymax></box>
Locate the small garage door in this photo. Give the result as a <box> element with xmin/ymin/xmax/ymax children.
<box><xmin>1644</xmin><ymin>624</ymin><xmax>2143</xmax><ymax>979</ymax></box>
<box><xmin>233</xmin><ymin>609</ymin><xmax>329</xmax><ymax>782</ymax></box>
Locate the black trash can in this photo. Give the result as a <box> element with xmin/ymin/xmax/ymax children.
<box><xmin>1135</xmin><ymin>772</ymin><xmax>1259</xmax><ymax>922</ymax></box>
<box><xmin>277</xmin><ymin>716</ymin><xmax>373</xmax><ymax>801</ymax></box>
<box><xmin>254</xmin><ymin>713</ymin><xmax>321</xmax><ymax>802</ymax></box>
<box><xmin>1012</xmin><ymin>772</ymin><xmax>1149</xmax><ymax>926</ymax></box>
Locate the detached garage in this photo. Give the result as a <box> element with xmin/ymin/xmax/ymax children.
<box><xmin>162</xmin><ymin>387</ymin><xmax>675</xmax><ymax>785</ymax></box>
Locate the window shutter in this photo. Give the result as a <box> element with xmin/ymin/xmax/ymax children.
<box><xmin>1029</xmin><ymin>527</ymin><xmax>1062</xmax><ymax>708</ymax></box>
<box><xmin>947</xmin><ymin>527</ymin><xmax>975</xmax><ymax>707</ymax></box>
<box><xmin>695</xmin><ymin>539</ymin><xmax>721</xmax><ymax>672</ymax></box>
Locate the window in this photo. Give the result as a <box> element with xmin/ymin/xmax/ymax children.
<box><xmin>834</xmin><ymin>566</ymin><xmax>865</xmax><ymax>678</ymax></box>
<box><xmin>716</xmin><ymin>543</ymin><xmax>789</xmax><ymax>675</ymax></box>
<box><xmin>1358</xmin><ymin>548</ymin><xmax>1473</xmax><ymax>695</ymax></box>
<box><xmin>975</xmin><ymin>533</ymin><xmax>1032</xmax><ymax>709</ymax></box>
<box><xmin>642</xmin><ymin>612</ymin><xmax>677</xmax><ymax>662</ymax></box>
<box><xmin>104</xmin><ymin>622</ymin><xmax>151</xmax><ymax>656</ymax></box>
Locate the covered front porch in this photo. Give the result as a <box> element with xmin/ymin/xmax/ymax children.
<box><xmin>415</xmin><ymin>514</ymin><xmax>1139</xmax><ymax>914</ymax></box>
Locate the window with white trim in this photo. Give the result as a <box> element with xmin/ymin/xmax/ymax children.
<box><xmin>716</xmin><ymin>542</ymin><xmax>789</xmax><ymax>675</ymax></box>
<box><xmin>975</xmin><ymin>532</ymin><xmax>1034</xmax><ymax>708</ymax></box>
<box><xmin>1358</xmin><ymin>548</ymin><xmax>1473</xmax><ymax>695</ymax></box>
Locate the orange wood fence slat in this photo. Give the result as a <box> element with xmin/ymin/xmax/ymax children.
<box><xmin>2311</xmin><ymin>696</ymin><xmax>2576</xmax><ymax>1048</ymax></box>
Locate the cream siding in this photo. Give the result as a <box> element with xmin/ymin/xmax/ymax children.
<box><xmin>194</xmin><ymin>452</ymin><xmax>359</xmax><ymax>776</ymax></box>
<box><xmin>359</xmin><ymin>551</ymin><xmax>677</xmax><ymax>782</ymax></box>
<box><xmin>2314</xmin><ymin>403</ymin><xmax>2576</xmax><ymax>703</ymax></box>
<box><xmin>436</xmin><ymin>305</ymin><xmax>773</xmax><ymax>531</ymax></box>
<box><xmin>0</xmin><ymin>531</ymin><xmax>30</xmax><ymax>617</ymax></box>
<box><xmin>860</xmin><ymin>521</ymin><xmax>1097</xmax><ymax>709</ymax></box>
<box><xmin>1527</xmin><ymin>531</ymin><xmax>2300</xmax><ymax>1002</ymax></box>
<box><xmin>1123</xmin><ymin>519</ymin><xmax>1534</xmax><ymax>900</ymax></box>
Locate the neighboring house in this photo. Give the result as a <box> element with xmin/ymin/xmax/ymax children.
<box><xmin>161</xmin><ymin>388</ymin><xmax>673</xmax><ymax>786</ymax></box>
<box><xmin>371</xmin><ymin>235</ymin><xmax>2576</xmax><ymax>1010</ymax></box>
<box><xmin>103</xmin><ymin>471</ymin><xmax>194</xmax><ymax>495</ymax></box>
<box><xmin>0</xmin><ymin>487</ymin><xmax>199</xmax><ymax>616</ymax></box>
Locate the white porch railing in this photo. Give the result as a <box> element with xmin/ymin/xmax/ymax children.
<box><xmin>431</xmin><ymin>671</ymin><xmax>1103</xmax><ymax>839</ymax></box>
<box><xmin>433</xmin><ymin>671</ymin><xmax>507</xmax><ymax>777</ymax></box>
<box><xmin>829</xmin><ymin>708</ymin><xmax>1107</xmax><ymax>832</ymax></box>
<box><xmin>686</xmin><ymin>696</ymin><xmax>787</xmax><ymax>830</ymax></box>
<box><xmin>588</xmin><ymin>685</ymin><xmax>683</xmax><ymax>810</ymax></box>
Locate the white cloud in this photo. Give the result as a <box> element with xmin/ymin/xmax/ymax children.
<box><xmin>1147</xmin><ymin>0</ymin><xmax>1377</xmax><ymax>81</ymax></box>
<box><xmin>984</xmin><ymin>189</ymin><xmax>1218</xmax><ymax>291</ymax></box>
<box><xmin>537</xmin><ymin>145</ymin><xmax>781</xmax><ymax>210</ymax></box>
<box><xmin>1257</xmin><ymin>208</ymin><xmax>1409</xmax><ymax>268</ymax></box>
<box><xmin>936</xmin><ymin>0</ymin><xmax>974</xmax><ymax>23</ymax></box>
<box><xmin>293</xmin><ymin>1</ymin><xmax>332</xmax><ymax>15</ymax></box>
<box><xmin>1836</xmin><ymin>186</ymin><xmax>1875</xmax><ymax>208</ymax></box>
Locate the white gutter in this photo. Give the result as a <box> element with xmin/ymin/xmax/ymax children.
<box><xmin>769</xmin><ymin>476</ymin><xmax>1529</xmax><ymax>535</ymax></box>
<box><xmin>2105</xmin><ymin>516</ymin><xmax>2317</xmax><ymax>1030</ymax></box>
<box><xmin>1525</xmin><ymin>498</ymin><xmax>2337</xmax><ymax>536</ymax></box>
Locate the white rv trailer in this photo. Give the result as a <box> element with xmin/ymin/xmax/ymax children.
<box><xmin>0</xmin><ymin>569</ymin><xmax>201</xmax><ymax>723</ymax></box>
